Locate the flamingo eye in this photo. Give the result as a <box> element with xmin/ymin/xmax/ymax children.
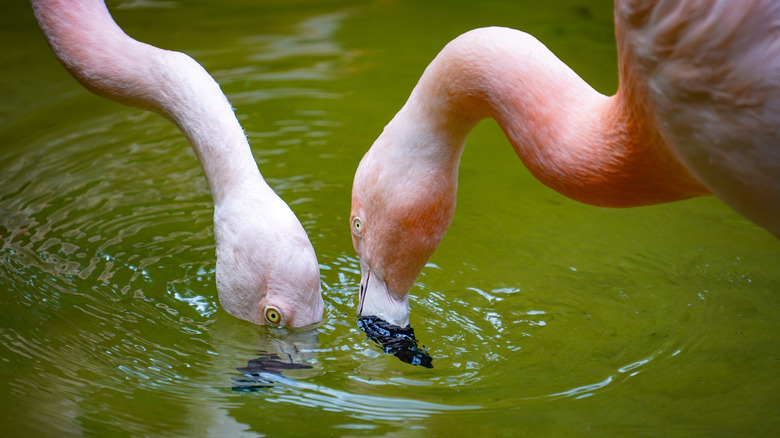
<box><xmin>264</xmin><ymin>306</ymin><xmax>282</xmax><ymax>325</ymax></box>
<box><xmin>352</xmin><ymin>217</ymin><xmax>363</xmax><ymax>235</ymax></box>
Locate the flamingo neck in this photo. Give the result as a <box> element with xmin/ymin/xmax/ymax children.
<box><xmin>387</xmin><ymin>26</ymin><xmax>709</xmax><ymax>208</ymax></box>
<box><xmin>31</xmin><ymin>0</ymin><xmax>266</xmax><ymax>207</ymax></box>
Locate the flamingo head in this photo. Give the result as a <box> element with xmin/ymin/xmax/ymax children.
<box><xmin>213</xmin><ymin>196</ymin><xmax>324</xmax><ymax>328</ymax></box>
<box><xmin>350</xmin><ymin>137</ymin><xmax>458</xmax><ymax>328</ymax></box>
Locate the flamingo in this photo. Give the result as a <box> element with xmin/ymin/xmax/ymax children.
<box><xmin>350</xmin><ymin>0</ymin><xmax>780</xmax><ymax>327</ymax></box>
<box><xmin>31</xmin><ymin>0</ymin><xmax>324</xmax><ymax>327</ymax></box>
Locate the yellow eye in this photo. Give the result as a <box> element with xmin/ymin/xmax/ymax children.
<box><xmin>265</xmin><ymin>306</ymin><xmax>282</xmax><ymax>325</ymax></box>
<box><xmin>352</xmin><ymin>217</ymin><xmax>363</xmax><ymax>235</ymax></box>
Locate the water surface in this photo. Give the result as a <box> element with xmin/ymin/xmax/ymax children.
<box><xmin>1</xmin><ymin>0</ymin><xmax>779</xmax><ymax>436</ymax></box>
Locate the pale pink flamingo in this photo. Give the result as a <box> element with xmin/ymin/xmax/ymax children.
<box><xmin>351</xmin><ymin>0</ymin><xmax>780</xmax><ymax>327</ymax></box>
<box><xmin>32</xmin><ymin>0</ymin><xmax>324</xmax><ymax>327</ymax></box>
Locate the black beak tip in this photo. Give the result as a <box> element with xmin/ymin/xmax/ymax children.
<box><xmin>357</xmin><ymin>315</ymin><xmax>434</xmax><ymax>368</ymax></box>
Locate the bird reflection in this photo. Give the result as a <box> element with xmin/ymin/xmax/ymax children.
<box><xmin>232</xmin><ymin>329</ymin><xmax>319</xmax><ymax>391</ymax></box>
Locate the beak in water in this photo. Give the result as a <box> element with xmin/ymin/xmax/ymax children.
<box><xmin>357</xmin><ymin>263</ymin><xmax>410</xmax><ymax>328</ymax></box>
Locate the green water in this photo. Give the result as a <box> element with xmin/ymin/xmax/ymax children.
<box><xmin>1</xmin><ymin>0</ymin><xmax>779</xmax><ymax>436</ymax></box>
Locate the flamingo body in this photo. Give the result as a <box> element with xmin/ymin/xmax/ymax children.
<box><xmin>351</xmin><ymin>0</ymin><xmax>780</xmax><ymax>327</ymax></box>
<box><xmin>619</xmin><ymin>0</ymin><xmax>780</xmax><ymax>234</ymax></box>
<box><xmin>32</xmin><ymin>0</ymin><xmax>324</xmax><ymax>327</ymax></box>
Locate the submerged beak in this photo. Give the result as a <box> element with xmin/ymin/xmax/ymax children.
<box><xmin>357</xmin><ymin>262</ymin><xmax>410</xmax><ymax>328</ymax></box>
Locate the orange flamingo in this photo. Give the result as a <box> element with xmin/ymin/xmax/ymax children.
<box><xmin>32</xmin><ymin>0</ymin><xmax>324</xmax><ymax>327</ymax></box>
<box><xmin>350</xmin><ymin>0</ymin><xmax>780</xmax><ymax>327</ymax></box>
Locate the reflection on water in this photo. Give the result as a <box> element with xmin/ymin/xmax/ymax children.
<box><xmin>233</xmin><ymin>354</ymin><xmax>314</xmax><ymax>392</ymax></box>
<box><xmin>233</xmin><ymin>328</ymin><xmax>320</xmax><ymax>391</ymax></box>
<box><xmin>2</xmin><ymin>0</ymin><xmax>779</xmax><ymax>436</ymax></box>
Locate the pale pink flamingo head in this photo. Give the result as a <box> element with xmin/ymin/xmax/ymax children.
<box><xmin>214</xmin><ymin>195</ymin><xmax>324</xmax><ymax>328</ymax></box>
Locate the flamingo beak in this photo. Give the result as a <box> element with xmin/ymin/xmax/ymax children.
<box><xmin>357</xmin><ymin>262</ymin><xmax>410</xmax><ymax>328</ymax></box>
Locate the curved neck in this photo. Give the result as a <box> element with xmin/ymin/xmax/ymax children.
<box><xmin>388</xmin><ymin>27</ymin><xmax>708</xmax><ymax>207</ymax></box>
<box><xmin>31</xmin><ymin>0</ymin><xmax>264</xmax><ymax>207</ymax></box>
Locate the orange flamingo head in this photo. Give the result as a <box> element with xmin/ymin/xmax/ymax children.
<box><xmin>350</xmin><ymin>128</ymin><xmax>459</xmax><ymax>327</ymax></box>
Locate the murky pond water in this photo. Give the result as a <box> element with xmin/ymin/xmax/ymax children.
<box><xmin>2</xmin><ymin>0</ymin><xmax>779</xmax><ymax>436</ymax></box>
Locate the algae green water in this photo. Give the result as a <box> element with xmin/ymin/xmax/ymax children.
<box><xmin>1</xmin><ymin>0</ymin><xmax>778</xmax><ymax>436</ymax></box>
